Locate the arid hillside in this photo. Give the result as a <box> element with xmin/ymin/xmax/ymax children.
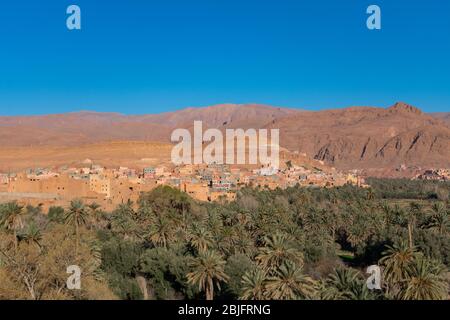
<box><xmin>267</xmin><ymin>102</ymin><xmax>450</xmax><ymax>170</ymax></box>
<box><xmin>1</xmin><ymin>102</ymin><xmax>449</xmax><ymax>173</ymax></box>
<box><xmin>0</xmin><ymin>141</ymin><xmax>173</xmax><ymax>172</ymax></box>
<box><xmin>0</xmin><ymin>104</ymin><xmax>298</xmax><ymax>147</ymax></box>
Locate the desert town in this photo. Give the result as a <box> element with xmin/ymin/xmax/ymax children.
<box><xmin>0</xmin><ymin>159</ymin><xmax>367</xmax><ymax>212</ymax></box>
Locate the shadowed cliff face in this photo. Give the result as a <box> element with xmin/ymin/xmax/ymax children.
<box><xmin>267</xmin><ymin>102</ymin><xmax>450</xmax><ymax>170</ymax></box>
<box><xmin>0</xmin><ymin>102</ymin><xmax>449</xmax><ymax>172</ymax></box>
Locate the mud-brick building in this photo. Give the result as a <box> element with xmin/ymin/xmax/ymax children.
<box><xmin>0</xmin><ymin>174</ymin><xmax>9</xmax><ymax>185</ymax></box>
<box><xmin>108</xmin><ymin>179</ymin><xmax>158</xmax><ymax>207</ymax></box>
<box><xmin>181</xmin><ymin>181</ymin><xmax>210</xmax><ymax>202</ymax></box>
<box><xmin>89</xmin><ymin>174</ymin><xmax>111</xmax><ymax>198</ymax></box>
<box><xmin>8</xmin><ymin>173</ymin><xmax>95</xmax><ymax>199</ymax></box>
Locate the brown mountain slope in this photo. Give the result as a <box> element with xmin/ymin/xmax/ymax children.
<box><xmin>0</xmin><ymin>104</ymin><xmax>299</xmax><ymax>147</ymax></box>
<box><xmin>0</xmin><ymin>111</ymin><xmax>171</xmax><ymax>146</ymax></box>
<box><xmin>0</xmin><ymin>102</ymin><xmax>449</xmax><ymax>172</ymax></box>
<box><xmin>0</xmin><ymin>141</ymin><xmax>173</xmax><ymax>172</ymax></box>
<box><xmin>267</xmin><ymin>102</ymin><xmax>450</xmax><ymax>170</ymax></box>
<box><xmin>135</xmin><ymin>103</ymin><xmax>300</xmax><ymax>129</ymax></box>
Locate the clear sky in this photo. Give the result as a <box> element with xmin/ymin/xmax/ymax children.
<box><xmin>0</xmin><ymin>0</ymin><xmax>449</xmax><ymax>115</ymax></box>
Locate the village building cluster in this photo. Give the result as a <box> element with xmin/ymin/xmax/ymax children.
<box><xmin>0</xmin><ymin>160</ymin><xmax>366</xmax><ymax>211</ymax></box>
<box><xmin>414</xmin><ymin>169</ymin><xmax>450</xmax><ymax>182</ymax></box>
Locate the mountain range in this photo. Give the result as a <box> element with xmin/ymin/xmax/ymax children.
<box><xmin>1</xmin><ymin>102</ymin><xmax>449</xmax><ymax>173</ymax></box>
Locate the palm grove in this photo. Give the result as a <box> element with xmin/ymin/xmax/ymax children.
<box><xmin>0</xmin><ymin>178</ymin><xmax>449</xmax><ymax>300</ymax></box>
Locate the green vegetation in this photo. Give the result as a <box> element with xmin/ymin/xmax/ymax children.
<box><xmin>0</xmin><ymin>180</ymin><xmax>449</xmax><ymax>300</ymax></box>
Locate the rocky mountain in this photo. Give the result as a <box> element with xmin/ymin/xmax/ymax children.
<box><xmin>1</xmin><ymin>102</ymin><xmax>449</xmax><ymax>172</ymax></box>
<box><xmin>136</xmin><ymin>103</ymin><xmax>299</xmax><ymax>129</ymax></box>
<box><xmin>0</xmin><ymin>111</ymin><xmax>171</xmax><ymax>146</ymax></box>
<box><xmin>0</xmin><ymin>104</ymin><xmax>298</xmax><ymax>147</ymax></box>
<box><xmin>267</xmin><ymin>102</ymin><xmax>450</xmax><ymax>170</ymax></box>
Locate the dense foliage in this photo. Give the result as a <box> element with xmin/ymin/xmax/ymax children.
<box><xmin>1</xmin><ymin>180</ymin><xmax>449</xmax><ymax>300</ymax></box>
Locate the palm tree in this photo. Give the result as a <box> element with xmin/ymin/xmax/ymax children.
<box><xmin>346</xmin><ymin>219</ymin><xmax>371</xmax><ymax>247</ymax></box>
<box><xmin>380</xmin><ymin>201</ymin><xmax>394</xmax><ymax>228</ymax></box>
<box><xmin>0</xmin><ymin>201</ymin><xmax>25</xmax><ymax>250</ymax></box>
<box><xmin>147</xmin><ymin>214</ymin><xmax>174</xmax><ymax>248</ymax></box>
<box><xmin>93</xmin><ymin>203</ymin><xmax>112</xmax><ymax>231</ymax></box>
<box><xmin>265</xmin><ymin>261</ymin><xmax>316</xmax><ymax>300</ymax></box>
<box><xmin>366</xmin><ymin>188</ymin><xmax>375</xmax><ymax>201</ymax></box>
<box><xmin>316</xmin><ymin>279</ymin><xmax>341</xmax><ymax>300</ymax></box>
<box><xmin>188</xmin><ymin>224</ymin><xmax>213</xmax><ymax>253</ymax></box>
<box><xmin>406</xmin><ymin>202</ymin><xmax>422</xmax><ymax>248</ymax></box>
<box><xmin>216</xmin><ymin>225</ymin><xmax>241</xmax><ymax>255</ymax></box>
<box><xmin>317</xmin><ymin>279</ymin><xmax>341</xmax><ymax>300</ymax></box>
<box><xmin>347</xmin><ymin>280</ymin><xmax>376</xmax><ymax>300</ymax></box>
<box><xmin>328</xmin><ymin>267</ymin><xmax>360</xmax><ymax>292</ymax></box>
<box><xmin>110</xmin><ymin>206</ymin><xmax>140</xmax><ymax>240</ymax></box>
<box><xmin>187</xmin><ymin>250</ymin><xmax>229</xmax><ymax>300</ymax></box>
<box><xmin>391</xmin><ymin>204</ymin><xmax>406</xmax><ymax>226</ymax></box>
<box><xmin>240</xmin><ymin>268</ymin><xmax>268</xmax><ymax>300</ymax></box>
<box><xmin>87</xmin><ymin>202</ymin><xmax>102</xmax><ymax>228</ymax></box>
<box><xmin>379</xmin><ymin>241</ymin><xmax>417</xmax><ymax>296</ymax></box>
<box><xmin>19</xmin><ymin>222</ymin><xmax>42</xmax><ymax>250</ymax></box>
<box><xmin>402</xmin><ymin>257</ymin><xmax>448</xmax><ymax>300</ymax></box>
<box><xmin>65</xmin><ymin>199</ymin><xmax>88</xmax><ymax>255</ymax></box>
<box><xmin>233</xmin><ymin>231</ymin><xmax>255</xmax><ymax>256</ymax></box>
<box><xmin>317</xmin><ymin>267</ymin><xmax>376</xmax><ymax>300</ymax></box>
<box><xmin>88</xmin><ymin>202</ymin><xmax>101</xmax><ymax>212</ymax></box>
<box><xmin>256</xmin><ymin>232</ymin><xmax>303</xmax><ymax>273</ymax></box>
<box><xmin>427</xmin><ymin>203</ymin><xmax>450</xmax><ymax>235</ymax></box>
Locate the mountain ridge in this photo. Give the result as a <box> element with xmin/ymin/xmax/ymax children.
<box><xmin>1</xmin><ymin>102</ymin><xmax>449</xmax><ymax>173</ymax></box>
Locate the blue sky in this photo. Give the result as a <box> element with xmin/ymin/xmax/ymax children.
<box><xmin>0</xmin><ymin>0</ymin><xmax>449</xmax><ymax>115</ymax></box>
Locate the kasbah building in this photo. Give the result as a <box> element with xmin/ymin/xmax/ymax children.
<box><xmin>4</xmin><ymin>170</ymin><xmax>157</xmax><ymax>212</ymax></box>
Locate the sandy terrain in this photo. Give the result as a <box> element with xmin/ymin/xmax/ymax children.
<box><xmin>0</xmin><ymin>141</ymin><xmax>173</xmax><ymax>172</ymax></box>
